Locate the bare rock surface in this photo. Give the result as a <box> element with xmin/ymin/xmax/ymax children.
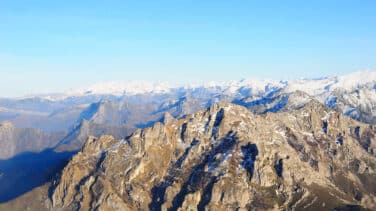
<box><xmin>50</xmin><ymin>101</ymin><xmax>376</xmax><ymax>210</ymax></box>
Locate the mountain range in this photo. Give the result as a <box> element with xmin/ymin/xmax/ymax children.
<box><xmin>0</xmin><ymin>71</ymin><xmax>375</xmax><ymax>210</ymax></box>
<box><xmin>3</xmin><ymin>100</ymin><xmax>376</xmax><ymax>210</ymax></box>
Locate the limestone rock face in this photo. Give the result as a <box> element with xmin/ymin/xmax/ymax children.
<box><xmin>51</xmin><ymin>102</ymin><xmax>376</xmax><ymax>210</ymax></box>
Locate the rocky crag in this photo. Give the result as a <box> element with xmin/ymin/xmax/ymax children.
<box><xmin>50</xmin><ymin>99</ymin><xmax>376</xmax><ymax>210</ymax></box>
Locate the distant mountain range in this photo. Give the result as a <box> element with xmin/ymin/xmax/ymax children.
<box><xmin>1</xmin><ymin>71</ymin><xmax>375</xmax><ymax>132</ymax></box>
<box><xmin>26</xmin><ymin>70</ymin><xmax>375</xmax><ymax>100</ymax></box>
<box><xmin>0</xmin><ymin>70</ymin><xmax>374</xmax><ymax>160</ymax></box>
<box><xmin>0</xmin><ymin>71</ymin><xmax>375</xmax><ymax>210</ymax></box>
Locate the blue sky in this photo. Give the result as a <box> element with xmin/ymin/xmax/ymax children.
<box><xmin>0</xmin><ymin>0</ymin><xmax>375</xmax><ymax>97</ymax></box>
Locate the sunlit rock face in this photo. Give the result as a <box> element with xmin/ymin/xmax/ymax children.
<box><xmin>52</xmin><ymin>101</ymin><xmax>376</xmax><ymax>210</ymax></box>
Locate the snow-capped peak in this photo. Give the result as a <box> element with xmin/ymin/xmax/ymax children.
<box><xmin>331</xmin><ymin>70</ymin><xmax>376</xmax><ymax>90</ymax></box>
<box><xmin>25</xmin><ymin>70</ymin><xmax>376</xmax><ymax>101</ymax></box>
<box><xmin>183</xmin><ymin>78</ymin><xmax>285</xmax><ymax>94</ymax></box>
<box><xmin>65</xmin><ymin>81</ymin><xmax>177</xmax><ymax>96</ymax></box>
<box><xmin>284</xmin><ymin>70</ymin><xmax>376</xmax><ymax>96</ymax></box>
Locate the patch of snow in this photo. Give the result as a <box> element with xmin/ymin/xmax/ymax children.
<box><xmin>331</xmin><ymin>70</ymin><xmax>376</xmax><ymax>91</ymax></box>
<box><xmin>275</xmin><ymin>130</ymin><xmax>287</xmax><ymax>139</ymax></box>
<box><xmin>301</xmin><ymin>111</ymin><xmax>311</xmax><ymax>117</ymax></box>
<box><xmin>266</xmin><ymin>139</ymin><xmax>282</xmax><ymax>145</ymax></box>
<box><xmin>65</xmin><ymin>81</ymin><xmax>175</xmax><ymax>96</ymax></box>
<box><xmin>285</xmin><ymin>77</ymin><xmax>335</xmax><ymax>96</ymax></box>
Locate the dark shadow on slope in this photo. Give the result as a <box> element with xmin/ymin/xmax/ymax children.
<box><xmin>231</xmin><ymin>88</ymin><xmax>283</xmax><ymax>110</ymax></box>
<box><xmin>149</xmin><ymin>132</ymin><xmax>238</xmax><ymax>211</ymax></box>
<box><xmin>149</xmin><ymin>139</ymin><xmax>199</xmax><ymax>211</ymax></box>
<box><xmin>0</xmin><ymin>149</ymin><xmax>74</xmax><ymax>203</ymax></box>
<box><xmin>76</xmin><ymin>102</ymin><xmax>101</xmax><ymax>123</ymax></box>
<box><xmin>241</xmin><ymin>143</ymin><xmax>259</xmax><ymax>179</ymax></box>
<box><xmin>263</xmin><ymin>96</ymin><xmax>289</xmax><ymax>113</ymax></box>
<box><xmin>333</xmin><ymin>204</ymin><xmax>362</xmax><ymax>211</ymax></box>
<box><xmin>168</xmin><ymin>132</ymin><xmax>238</xmax><ymax>211</ymax></box>
<box><xmin>176</xmin><ymin>139</ymin><xmax>199</xmax><ymax>168</ymax></box>
<box><xmin>322</xmin><ymin>121</ymin><xmax>328</xmax><ymax>133</ymax></box>
<box><xmin>180</xmin><ymin>123</ymin><xmax>188</xmax><ymax>142</ymax></box>
<box><xmin>212</xmin><ymin>108</ymin><xmax>225</xmax><ymax>138</ymax></box>
<box><xmin>232</xmin><ymin>96</ymin><xmax>275</xmax><ymax>108</ymax></box>
<box><xmin>197</xmin><ymin>176</ymin><xmax>218</xmax><ymax>211</ymax></box>
<box><xmin>274</xmin><ymin>159</ymin><xmax>283</xmax><ymax>178</ymax></box>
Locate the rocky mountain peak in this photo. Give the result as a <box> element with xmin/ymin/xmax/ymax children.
<box><xmin>81</xmin><ymin>135</ymin><xmax>118</xmax><ymax>154</ymax></box>
<box><xmin>51</xmin><ymin>102</ymin><xmax>376</xmax><ymax>210</ymax></box>
<box><xmin>162</xmin><ymin>112</ymin><xmax>176</xmax><ymax>125</ymax></box>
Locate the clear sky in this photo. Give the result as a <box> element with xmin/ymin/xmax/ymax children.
<box><xmin>0</xmin><ymin>0</ymin><xmax>375</xmax><ymax>97</ymax></box>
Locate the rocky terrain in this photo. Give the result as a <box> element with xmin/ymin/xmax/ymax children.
<box><xmin>0</xmin><ymin>72</ymin><xmax>374</xmax><ymax>161</ymax></box>
<box><xmin>0</xmin><ymin>119</ymin><xmax>134</xmax><ymax>204</ymax></box>
<box><xmin>0</xmin><ymin>71</ymin><xmax>375</xmax><ymax>210</ymax></box>
<box><xmin>13</xmin><ymin>99</ymin><xmax>371</xmax><ymax>210</ymax></box>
